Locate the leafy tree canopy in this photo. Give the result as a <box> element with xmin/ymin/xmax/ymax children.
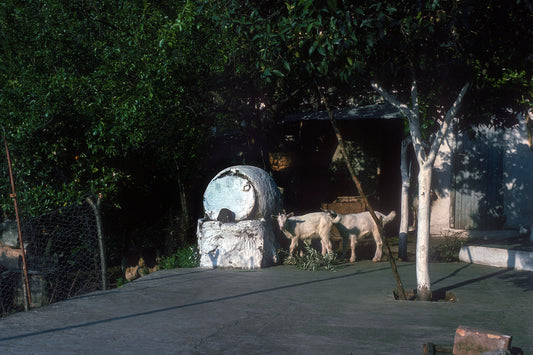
<box><xmin>0</xmin><ymin>0</ymin><xmax>530</xmax><ymax>241</ymax></box>
<box><xmin>0</xmin><ymin>0</ymin><xmax>225</xmax><ymax>217</ymax></box>
<box><xmin>209</xmin><ymin>0</ymin><xmax>532</xmax><ymax>131</ymax></box>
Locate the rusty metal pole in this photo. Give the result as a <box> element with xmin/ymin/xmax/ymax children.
<box><xmin>3</xmin><ymin>135</ymin><xmax>32</xmax><ymax>309</ymax></box>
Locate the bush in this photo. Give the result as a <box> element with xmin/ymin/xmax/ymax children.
<box><xmin>159</xmin><ymin>245</ymin><xmax>200</xmax><ymax>269</ymax></box>
<box><xmin>430</xmin><ymin>232</ymin><xmax>471</xmax><ymax>262</ymax></box>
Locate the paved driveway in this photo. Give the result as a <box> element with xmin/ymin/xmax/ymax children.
<box><xmin>0</xmin><ymin>261</ymin><xmax>531</xmax><ymax>354</ymax></box>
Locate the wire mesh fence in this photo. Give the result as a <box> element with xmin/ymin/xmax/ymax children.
<box><xmin>0</xmin><ymin>198</ymin><xmax>105</xmax><ymax>316</ymax></box>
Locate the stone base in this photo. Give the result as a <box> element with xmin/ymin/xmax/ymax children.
<box><xmin>0</xmin><ymin>246</ymin><xmax>24</xmax><ymax>270</ymax></box>
<box><xmin>1</xmin><ymin>270</ymin><xmax>48</xmax><ymax>310</ymax></box>
<box><xmin>197</xmin><ymin>219</ymin><xmax>278</xmax><ymax>269</ymax></box>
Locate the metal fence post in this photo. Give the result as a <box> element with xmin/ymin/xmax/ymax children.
<box><xmin>86</xmin><ymin>195</ymin><xmax>108</xmax><ymax>291</ymax></box>
<box><xmin>3</xmin><ymin>135</ymin><xmax>32</xmax><ymax>309</ymax></box>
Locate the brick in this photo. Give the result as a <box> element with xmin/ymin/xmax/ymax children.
<box><xmin>453</xmin><ymin>325</ymin><xmax>512</xmax><ymax>355</ymax></box>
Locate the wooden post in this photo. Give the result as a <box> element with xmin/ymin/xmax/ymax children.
<box><xmin>86</xmin><ymin>195</ymin><xmax>108</xmax><ymax>290</ymax></box>
<box><xmin>177</xmin><ymin>164</ymin><xmax>189</xmax><ymax>246</ymax></box>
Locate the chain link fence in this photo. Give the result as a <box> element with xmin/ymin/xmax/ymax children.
<box><xmin>0</xmin><ymin>198</ymin><xmax>106</xmax><ymax>316</ymax></box>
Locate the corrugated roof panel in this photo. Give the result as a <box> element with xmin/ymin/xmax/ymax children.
<box><xmin>283</xmin><ymin>104</ymin><xmax>403</xmax><ymax>123</ymax></box>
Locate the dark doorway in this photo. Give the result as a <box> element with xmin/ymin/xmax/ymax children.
<box><xmin>272</xmin><ymin>116</ymin><xmax>403</xmax><ymax>215</ymax></box>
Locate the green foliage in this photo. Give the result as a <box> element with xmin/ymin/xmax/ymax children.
<box><xmin>209</xmin><ymin>0</ymin><xmax>531</xmax><ymax>129</ymax></box>
<box><xmin>116</xmin><ymin>277</ymin><xmax>128</xmax><ymax>288</ymax></box>
<box><xmin>429</xmin><ymin>232</ymin><xmax>471</xmax><ymax>263</ymax></box>
<box><xmin>330</xmin><ymin>140</ymin><xmax>378</xmax><ymax>198</ymax></box>
<box><xmin>159</xmin><ymin>245</ymin><xmax>200</xmax><ymax>269</ymax></box>
<box><xmin>280</xmin><ymin>241</ymin><xmax>339</xmax><ymax>271</ymax></box>
<box><xmin>0</xmin><ymin>0</ymin><xmax>223</xmax><ymax>217</ymax></box>
<box><xmin>0</xmin><ymin>0</ymin><xmax>530</xmax><ymax>257</ymax></box>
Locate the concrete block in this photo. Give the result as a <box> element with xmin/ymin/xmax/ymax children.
<box><xmin>453</xmin><ymin>325</ymin><xmax>511</xmax><ymax>355</ymax></box>
<box><xmin>459</xmin><ymin>246</ymin><xmax>533</xmax><ymax>271</ymax></box>
<box><xmin>1</xmin><ymin>270</ymin><xmax>49</xmax><ymax>309</ymax></box>
<box><xmin>0</xmin><ymin>246</ymin><xmax>24</xmax><ymax>269</ymax></box>
<box><xmin>197</xmin><ymin>219</ymin><xmax>278</xmax><ymax>269</ymax></box>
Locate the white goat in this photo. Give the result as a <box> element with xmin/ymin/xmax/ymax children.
<box><xmin>328</xmin><ymin>210</ymin><xmax>396</xmax><ymax>262</ymax></box>
<box><xmin>273</xmin><ymin>212</ymin><xmax>334</xmax><ymax>258</ymax></box>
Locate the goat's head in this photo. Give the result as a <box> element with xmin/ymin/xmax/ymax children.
<box><xmin>272</xmin><ymin>212</ymin><xmax>294</xmax><ymax>231</ymax></box>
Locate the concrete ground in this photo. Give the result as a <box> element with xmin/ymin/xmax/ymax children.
<box><xmin>0</xmin><ymin>261</ymin><xmax>531</xmax><ymax>354</ymax></box>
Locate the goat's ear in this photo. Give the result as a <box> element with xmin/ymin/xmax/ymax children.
<box><xmin>287</xmin><ymin>212</ymin><xmax>294</xmax><ymax>218</ymax></box>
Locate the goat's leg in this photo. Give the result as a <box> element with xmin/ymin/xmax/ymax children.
<box><xmin>320</xmin><ymin>237</ymin><xmax>333</xmax><ymax>255</ymax></box>
<box><xmin>289</xmin><ymin>238</ymin><xmax>299</xmax><ymax>259</ymax></box>
<box><xmin>320</xmin><ymin>239</ymin><xmax>326</xmax><ymax>254</ymax></box>
<box><xmin>371</xmin><ymin>228</ymin><xmax>383</xmax><ymax>262</ymax></box>
<box><xmin>349</xmin><ymin>235</ymin><xmax>358</xmax><ymax>263</ymax></box>
<box><xmin>340</xmin><ymin>232</ymin><xmax>348</xmax><ymax>259</ymax></box>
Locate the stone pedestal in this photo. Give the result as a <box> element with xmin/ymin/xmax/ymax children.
<box><xmin>198</xmin><ymin>165</ymin><xmax>282</xmax><ymax>269</ymax></box>
<box><xmin>197</xmin><ymin>219</ymin><xmax>278</xmax><ymax>269</ymax></box>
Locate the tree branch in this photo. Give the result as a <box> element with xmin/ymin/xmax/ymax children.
<box><xmin>371</xmin><ymin>81</ymin><xmax>427</xmax><ymax>164</ymax></box>
<box><xmin>411</xmin><ymin>80</ymin><xmax>419</xmax><ymax>122</ymax></box>
<box><xmin>426</xmin><ymin>83</ymin><xmax>470</xmax><ymax>164</ymax></box>
<box><xmin>319</xmin><ymin>84</ymin><xmax>407</xmax><ymax>300</ymax></box>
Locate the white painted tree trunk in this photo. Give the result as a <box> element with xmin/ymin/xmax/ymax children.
<box><xmin>372</xmin><ymin>81</ymin><xmax>470</xmax><ymax>301</ymax></box>
<box><xmin>416</xmin><ymin>163</ymin><xmax>433</xmax><ymax>300</ymax></box>
<box><xmin>399</xmin><ymin>137</ymin><xmax>411</xmax><ymax>260</ymax></box>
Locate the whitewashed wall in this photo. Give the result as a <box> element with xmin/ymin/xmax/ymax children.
<box><xmin>429</xmin><ymin>130</ymin><xmax>455</xmax><ymax>235</ymax></box>
<box><xmin>430</xmin><ymin>115</ymin><xmax>533</xmax><ymax>234</ymax></box>
<box><xmin>502</xmin><ymin>118</ymin><xmax>533</xmax><ymax>228</ymax></box>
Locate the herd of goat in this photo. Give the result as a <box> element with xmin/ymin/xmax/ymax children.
<box><xmin>272</xmin><ymin>209</ymin><xmax>396</xmax><ymax>262</ymax></box>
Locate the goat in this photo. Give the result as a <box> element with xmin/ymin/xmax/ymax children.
<box><xmin>272</xmin><ymin>212</ymin><xmax>334</xmax><ymax>258</ymax></box>
<box><xmin>327</xmin><ymin>210</ymin><xmax>396</xmax><ymax>262</ymax></box>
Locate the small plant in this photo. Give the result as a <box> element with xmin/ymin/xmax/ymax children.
<box><xmin>430</xmin><ymin>232</ymin><xmax>471</xmax><ymax>262</ymax></box>
<box><xmin>159</xmin><ymin>245</ymin><xmax>200</xmax><ymax>269</ymax></box>
<box><xmin>116</xmin><ymin>277</ymin><xmax>128</xmax><ymax>288</ymax></box>
<box><xmin>280</xmin><ymin>241</ymin><xmax>339</xmax><ymax>271</ymax></box>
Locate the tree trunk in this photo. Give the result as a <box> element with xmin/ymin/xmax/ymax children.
<box><xmin>399</xmin><ymin>136</ymin><xmax>411</xmax><ymax>261</ymax></box>
<box><xmin>527</xmin><ymin>110</ymin><xmax>532</xmax><ymax>150</ymax></box>
<box><xmin>416</xmin><ymin>163</ymin><xmax>433</xmax><ymax>301</ymax></box>
<box><xmin>177</xmin><ymin>164</ymin><xmax>189</xmax><ymax>246</ymax></box>
<box><xmin>372</xmin><ymin>81</ymin><xmax>469</xmax><ymax>302</ymax></box>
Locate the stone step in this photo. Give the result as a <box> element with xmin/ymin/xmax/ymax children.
<box><xmin>459</xmin><ymin>245</ymin><xmax>533</xmax><ymax>271</ymax></box>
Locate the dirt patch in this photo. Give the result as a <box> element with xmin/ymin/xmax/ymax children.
<box><xmin>393</xmin><ymin>289</ymin><xmax>458</xmax><ymax>302</ymax></box>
